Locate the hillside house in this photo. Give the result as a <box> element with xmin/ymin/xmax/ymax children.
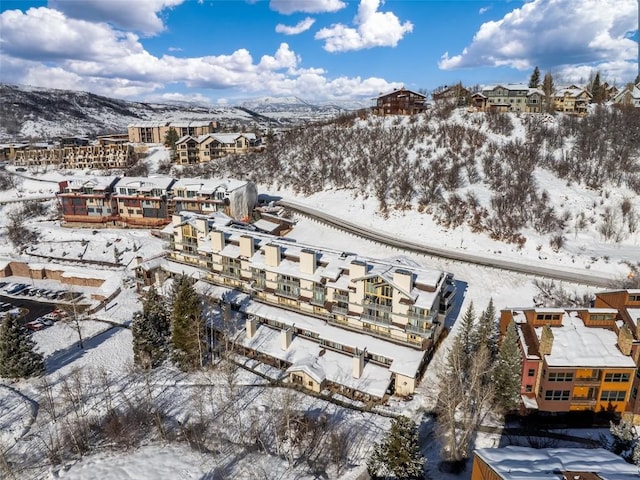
<box><xmin>432</xmin><ymin>84</ymin><xmax>471</xmax><ymax>106</ymax></box>
<box><xmin>371</xmin><ymin>88</ymin><xmax>427</xmax><ymax>116</ymax></box>
<box><xmin>481</xmin><ymin>84</ymin><xmax>544</xmax><ymax>113</ymax></box>
<box><xmin>553</xmin><ymin>86</ymin><xmax>591</xmax><ymax>115</ymax></box>
<box><xmin>612</xmin><ymin>82</ymin><xmax>640</xmax><ymax>108</ymax></box>
<box><xmin>159</xmin><ymin>213</ymin><xmax>457</xmax><ymax>398</ymax></box>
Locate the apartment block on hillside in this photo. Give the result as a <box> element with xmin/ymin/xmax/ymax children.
<box><xmin>127</xmin><ymin>121</ymin><xmax>218</xmax><ymax>144</ymax></box>
<box><xmin>57</xmin><ymin>176</ymin><xmax>120</xmax><ymax>224</ymax></box>
<box><xmin>479</xmin><ymin>84</ymin><xmax>544</xmax><ymax>113</ymax></box>
<box><xmin>174</xmin><ymin>133</ymin><xmax>261</xmax><ymax>164</ymax></box>
<box><xmin>171</xmin><ymin>178</ymin><xmax>257</xmax><ymax>221</ymax></box>
<box><xmin>553</xmin><ymin>86</ymin><xmax>591</xmax><ymax>115</ymax></box>
<box><xmin>14</xmin><ymin>141</ymin><xmax>131</xmax><ymax>170</ymax></box>
<box><xmin>161</xmin><ymin>211</ymin><xmax>457</xmax><ymax>399</ymax></box>
<box><xmin>371</xmin><ymin>88</ymin><xmax>427</xmax><ymax>116</ymax></box>
<box><xmin>501</xmin><ymin>302</ymin><xmax>636</xmax><ymax>416</ymax></box>
<box><xmin>113</xmin><ymin>176</ymin><xmax>176</xmax><ymax>227</ymax></box>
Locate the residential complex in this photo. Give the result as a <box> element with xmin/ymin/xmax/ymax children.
<box><xmin>471</xmin><ymin>446</ymin><xmax>638</xmax><ymax>480</ymax></box>
<box><xmin>613</xmin><ymin>82</ymin><xmax>640</xmax><ymax>108</ymax></box>
<box><xmin>472</xmin><ymin>84</ymin><xmax>544</xmax><ymax>113</ymax></box>
<box><xmin>57</xmin><ymin>175</ymin><xmax>257</xmax><ymax>227</ymax></box>
<box><xmin>553</xmin><ymin>86</ymin><xmax>592</xmax><ymax>115</ymax></box>
<box><xmin>127</xmin><ymin>120</ymin><xmax>218</xmax><ymax>144</ymax></box>
<box><xmin>501</xmin><ymin>289</ymin><xmax>640</xmax><ymax>421</ymax></box>
<box><xmin>175</xmin><ymin>133</ymin><xmax>262</xmax><ymax>164</ymax></box>
<box><xmin>150</xmin><ymin>211</ymin><xmax>456</xmax><ymax>399</ymax></box>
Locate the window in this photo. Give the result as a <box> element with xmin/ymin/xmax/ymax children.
<box><xmin>604</xmin><ymin>373</ymin><xmax>630</xmax><ymax>383</ymax></box>
<box><xmin>308</xmin><ymin>380</ymin><xmax>313</xmax><ymax>387</ymax></box>
<box><xmin>633</xmin><ymin>387</ymin><xmax>638</xmax><ymax>400</ymax></box>
<box><xmin>548</xmin><ymin>372</ymin><xmax>574</xmax><ymax>382</ymax></box>
<box><xmin>629</xmin><ymin>295</ymin><xmax>640</xmax><ymax>302</ymax></box>
<box><xmin>600</xmin><ymin>390</ymin><xmax>626</xmax><ymax>402</ymax></box>
<box><xmin>544</xmin><ymin>390</ymin><xmax>570</xmax><ymax>401</ymax></box>
<box><xmin>527</xmin><ymin>369</ymin><xmax>535</xmax><ymax>377</ymax></box>
<box><xmin>525</xmin><ymin>385</ymin><xmax>533</xmax><ymax>392</ymax></box>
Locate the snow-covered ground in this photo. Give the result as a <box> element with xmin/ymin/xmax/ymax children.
<box><xmin>0</xmin><ymin>144</ymin><xmax>634</xmax><ymax>478</ymax></box>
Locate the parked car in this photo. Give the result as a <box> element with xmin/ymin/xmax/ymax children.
<box><xmin>37</xmin><ymin>317</ymin><xmax>54</xmax><ymax>326</ymax></box>
<box><xmin>6</xmin><ymin>284</ymin><xmax>28</xmax><ymax>295</ymax></box>
<box><xmin>24</xmin><ymin>321</ymin><xmax>45</xmax><ymax>331</ymax></box>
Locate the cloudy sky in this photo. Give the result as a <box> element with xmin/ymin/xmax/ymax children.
<box><xmin>0</xmin><ymin>0</ymin><xmax>637</xmax><ymax>105</ymax></box>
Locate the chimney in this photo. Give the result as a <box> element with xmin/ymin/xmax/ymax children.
<box><xmin>239</xmin><ymin>235</ymin><xmax>255</xmax><ymax>258</ymax></box>
<box><xmin>618</xmin><ymin>324</ymin><xmax>634</xmax><ymax>356</ymax></box>
<box><xmin>300</xmin><ymin>249</ymin><xmax>317</xmax><ymax>275</ymax></box>
<box><xmin>265</xmin><ymin>243</ymin><xmax>281</xmax><ymax>267</ymax></box>
<box><xmin>135</xmin><ymin>256</ymin><xmax>143</xmax><ymax>266</ymax></box>
<box><xmin>195</xmin><ymin>217</ymin><xmax>207</xmax><ymax>235</ymax></box>
<box><xmin>353</xmin><ymin>348</ymin><xmax>366</xmax><ymax>379</ymax></box>
<box><xmin>538</xmin><ymin>324</ymin><xmax>554</xmax><ymax>356</ymax></box>
<box><xmin>393</xmin><ymin>268</ymin><xmax>413</xmax><ymax>293</ymax></box>
<box><xmin>281</xmin><ymin>327</ymin><xmax>292</xmax><ymax>350</ymax></box>
<box><xmin>211</xmin><ymin>230</ymin><xmax>225</xmax><ymax>252</ymax></box>
<box><xmin>349</xmin><ymin>260</ymin><xmax>367</xmax><ymax>278</ymax></box>
<box><xmin>246</xmin><ymin>316</ymin><xmax>257</xmax><ymax>339</ymax></box>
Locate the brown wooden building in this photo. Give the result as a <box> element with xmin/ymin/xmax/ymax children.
<box><xmin>371</xmin><ymin>88</ymin><xmax>427</xmax><ymax>116</ymax></box>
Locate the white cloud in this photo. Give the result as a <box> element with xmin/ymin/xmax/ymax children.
<box><xmin>168</xmin><ymin>47</ymin><xmax>183</xmax><ymax>52</ymax></box>
<box><xmin>270</xmin><ymin>0</ymin><xmax>345</xmax><ymax>14</ymax></box>
<box><xmin>275</xmin><ymin>17</ymin><xmax>315</xmax><ymax>35</ymax></box>
<box><xmin>48</xmin><ymin>0</ymin><xmax>185</xmax><ymax>35</ymax></box>
<box><xmin>143</xmin><ymin>91</ymin><xmax>213</xmax><ymax>105</ymax></box>
<box><xmin>315</xmin><ymin>0</ymin><xmax>413</xmax><ymax>52</ymax></box>
<box><xmin>439</xmin><ymin>0</ymin><xmax>637</xmax><ymax>81</ymax></box>
<box><xmin>479</xmin><ymin>6</ymin><xmax>491</xmax><ymax>14</ymax></box>
<box><xmin>0</xmin><ymin>7</ymin><xmax>399</xmax><ymax>102</ymax></box>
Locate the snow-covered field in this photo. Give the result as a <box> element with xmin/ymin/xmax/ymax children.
<box><xmin>0</xmin><ymin>141</ymin><xmax>634</xmax><ymax>478</ymax></box>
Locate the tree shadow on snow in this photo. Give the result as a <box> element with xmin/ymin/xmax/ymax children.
<box><xmin>444</xmin><ymin>279</ymin><xmax>468</xmax><ymax>330</ymax></box>
<box><xmin>45</xmin><ymin>326</ymin><xmax>122</xmax><ymax>374</ymax></box>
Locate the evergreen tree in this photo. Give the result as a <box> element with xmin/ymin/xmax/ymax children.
<box><xmin>171</xmin><ymin>276</ymin><xmax>204</xmax><ymax>371</ymax></box>
<box><xmin>132</xmin><ymin>287</ymin><xmax>170</xmax><ymax>369</ymax></box>
<box><xmin>367</xmin><ymin>416</ymin><xmax>425</xmax><ymax>479</ymax></box>
<box><xmin>458</xmin><ymin>301</ymin><xmax>476</xmax><ymax>356</ymax></box>
<box><xmin>542</xmin><ymin>72</ymin><xmax>555</xmax><ymax>113</ymax></box>
<box><xmin>591</xmin><ymin>71</ymin><xmax>603</xmax><ymax>103</ymax></box>
<box><xmin>0</xmin><ymin>314</ymin><xmax>44</xmax><ymax>379</ymax></box>
<box><xmin>473</xmin><ymin>298</ymin><xmax>498</xmax><ymax>358</ymax></box>
<box><xmin>528</xmin><ymin>66</ymin><xmax>540</xmax><ymax>88</ymax></box>
<box><xmin>164</xmin><ymin>127</ymin><xmax>179</xmax><ymax>161</ymax></box>
<box><xmin>493</xmin><ymin>320</ymin><xmax>522</xmax><ymax>413</ymax></box>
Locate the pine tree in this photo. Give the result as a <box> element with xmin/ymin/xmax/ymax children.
<box><xmin>132</xmin><ymin>287</ymin><xmax>170</xmax><ymax>369</ymax></box>
<box><xmin>458</xmin><ymin>301</ymin><xmax>476</xmax><ymax>356</ymax></box>
<box><xmin>591</xmin><ymin>71</ymin><xmax>603</xmax><ymax>103</ymax></box>
<box><xmin>367</xmin><ymin>415</ymin><xmax>425</xmax><ymax>479</ymax></box>
<box><xmin>609</xmin><ymin>418</ymin><xmax>635</xmax><ymax>455</ymax></box>
<box><xmin>528</xmin><ymin>66</ymin><xmax>540</xmax><ymax>88</ymax></box>
<box><xmin>164</xmin><ymin>127</ymin><xmax>179</xmax><ymax>161</ymax></box>
<box><xmin>493</xmin><ymin>320</ymin><xmax>522</xmax><ymax>413</ymax></box>
<box><xmin>171</xmin><ymin>276</ymin><xmax>204</xmax><ymax>371</ymax></box>
<box><xmin>473</xmin><ymin>298</ymin><xmax>498</xmax><ymax>358</ymax></box>
<box><xmin>0</xmin><ymin>314</ymin><xmax>44</xmax><ymax>379</ymax></box>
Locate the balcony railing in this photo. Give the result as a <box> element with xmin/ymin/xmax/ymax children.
<box><xmin>571</xmin><ymin>396</ymin><xmax>597</xmax><ymax>405</ymax></box>
<box><xmin>574</xmin><ymin>377</ymin><xmax>601</xmax><ymax>386</ymax></box>
<box><xmin>406</xmin><ymin>323</ymin><xmax>434</xmax><ymax>338</ymax></box>
<box><xmin>333</xmin><ymin>293</ymin><xmax>349</xmax><ymax>303</ymax></box>
<box><xmin>361</xmin><ymin>313</ymin><xmax>391</xmax><ymax>325</ymax></box>
<box><xmin>276</xmin><ymin>288</ymin><xmax>300</xmax><ymax>300</ymax></box>
<box><xmin>332</xmin><ymin>305</ymin><xmax>348</xmax><ymax>316</ymax></box>
<box><xmin>363</xmin><ymin>302</ymin><xmax>392</xmax><ymax>314</ymax></box>
<box><xmin>310</xmin><ymin>297</ymin><xmax>326</xmax><ymax>307</ymax></box>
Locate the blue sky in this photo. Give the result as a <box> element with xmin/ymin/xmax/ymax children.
<box><xmin>0</xmin><ymin>0</ymin><xmax>637</xmax><ymax>105</ymax></box>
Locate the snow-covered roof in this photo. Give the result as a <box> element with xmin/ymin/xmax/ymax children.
<box><xmin>171</xmin><ymin>177</ymin><xmax>248</xmax><ymax>194</ymax></box>
<box><xmin>242</xmin><ymin>323</ymin><xmax>393</xmax><ymax>398</ymax></box>
<box><xmin>536</xmin><ymin>312</ymin><xmax>635</xmax><ymax>368</ymax></box>
<box><xmin>241</xmin><ymin>300</ymin><xmax>426</xmax><ymax>379</ymax></box>
<box><xmin>474</xmin><ymin>446</ymin><xmax>639</xmax><ymax>480</ymax></box>
<box><xmin>555</xmin><ymin>87</ymin><xmax>591</xmax><ymax>98</ymax></box>
<box><xmin>127</xmin><ymin>120</ymin><xmax>215</xmax><ymax>128</ymax></box>
<box><xmin>62</xmin><ymin>176</ymin><xmax>119</xmax><ymax>190</ymax></box>
<box><xmin>115</xmin><ymin>176</ymin><xmax>175</xmax><ymax>191</ymax></box>
<box><xmin>375</xmin><ymin>88</ymin><xmax>426</xmax><ymax>99</ymax></box>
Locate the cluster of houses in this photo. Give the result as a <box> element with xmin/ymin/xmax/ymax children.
<box><xmin>373</xmin><ymin>81</ymin><xmax>639</xmax><ymax>116</ymax></box>
<box><xmin>135</xmin><ymin>210</ymin><xmax>457</xmax><ymax>401</ymax></box>
<box><xmin>57</xmin><ymin>176</ymin><xmax>257</xmax><ymax>227</ymax></box>
<box><xmin>1</xmin><ymin>120</ymin><xmax>263</xmax><ymax>169</ymax></box>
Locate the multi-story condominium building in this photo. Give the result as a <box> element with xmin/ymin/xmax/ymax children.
<box><xmin>500</xmin><ymin>305</ymin><xmax>636</xmax><ymax>415</ymax></box>
<box><xmin>471</xmin><ymin>446</ymin><xmax>638</xmax><ymax>480</ymax></box>
<box><xmin>57</xmin><ymin>176</ymin><xmax>120</xmax><ymax>224</ymax></box>
<box><xmin>553</xmin><ymin>86</ymin><xmax>591</xmax><ymax>115</ymax></box>
<box><xmin>171</xmin><ymin>178</ymin><xmax>257</xmax><ymax>221</ymax></box>
<box><xmin>162</xmin><ymin>211</ymin><xmax>456</xmax><ymax>399</ymax></box>
<box><xmin>13</xmin><ymin>141</ymin><xmax>131</xmax><ymax>170</ymax></box>
<box><xmin>479</xmin><ymin>84</ymin><xmax>544</xmax><ymax>113</ymax></box>
<box><xmin>371</xmin><ymin>88</ymin><xmax>427</xmax><ymax>116</ymax></box>
<box><xmin>127</xmin><ymin>120</ymin><xmax>218</xmax><ymax>144</ymax></box>
<box><xmin>58</xmin><ymin>176</ymin><xmax>259</xmax><ymax>227</ymax></box>
<box><xmin>113</xmin><ymin>176</ymin><xmax>176</xmax><ymax>227</ymax></box>
<box><xmin>174</xmin><ymin>133</ymin><xmax>261</xmax><ymax>164</ymax></box>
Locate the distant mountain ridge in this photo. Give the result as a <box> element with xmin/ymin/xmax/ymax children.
<box><xmin>0</xmin><ymin>84</ymin><xmax>355</xmax><ymax>142</ymax></box>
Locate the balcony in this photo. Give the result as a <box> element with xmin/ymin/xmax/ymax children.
<box><xmin>361</xmin><ymin>313</ymin><xmax>391</xmax><ymax>326</ymax></box>
<box><xmin>276</xmin><ymin>288</ymin><xmax>300</xmax><ymax>300</ymax></box>
<box><xmin>406</xmin><ymin>323</ymin><xmax>434</xmax><ymax>338</ymax></box>
<box><xmin>310</xmin><ymin>296</ymin><xmax>326</xmax><ymax>307</ymax></box>
<box><xmin>332</xmin><ymin>305</ymin><xmax>348</xmax><ymax>316</ymax></box>
<box><xmin>571</xmin><ymin>396</ymin><xmax>597</xmax><ymax>406</ymax></box>
<box><xmin>333</xmin><ymin>292</ymin><xmax>349</xmax><ymax>303</ymax></box>
<box><xmin>574</xmin><ymin>377</ymin><xmax>601</xmax><ymax>386</ymax></box>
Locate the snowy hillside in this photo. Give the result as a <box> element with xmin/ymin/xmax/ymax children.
<box><xmin>0</xmin><ymin>84</ymin><xmax>353</xmax><ymax>142</ymax></box>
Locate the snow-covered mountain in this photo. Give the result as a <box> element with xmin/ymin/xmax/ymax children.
<box><xmin>0</xmin><ymin>84</ymin><xmax>354</xmax><ymax>142</ymax></box>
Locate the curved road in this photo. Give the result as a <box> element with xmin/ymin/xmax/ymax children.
<box><xmin>277</xmin><ymin>200</ymin><xmax>617</xmax><ymax>289</ymax></box>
